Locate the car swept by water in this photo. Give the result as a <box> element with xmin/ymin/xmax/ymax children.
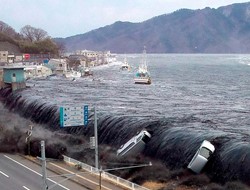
<box><xmin>117</xmin><ymin>130</ymin><xmax>151</xmax><ymax>157</ymax></box>
<box><xmin>188</xmin><ymin>140</ymin><xmax>215</xmax><ymax>174</ymax></box>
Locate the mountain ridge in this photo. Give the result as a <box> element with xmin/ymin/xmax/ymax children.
<box><xmin>52</xmin><ymin>2</ymin><xmax>250</xmax><ymax>53</ymax></box>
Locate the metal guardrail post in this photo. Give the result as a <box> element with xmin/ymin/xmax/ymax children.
<box><xmin>62</xmin><ymin>155</ymin><xmax>151</xmax><ymax>190</ymax></box>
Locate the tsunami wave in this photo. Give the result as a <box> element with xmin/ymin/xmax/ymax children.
<box><xmin>0</xmin><ymin>86</ymin><xmax>249</xmax><ymax>185</ymax></box>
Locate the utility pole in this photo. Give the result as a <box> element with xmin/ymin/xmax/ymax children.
<box><xmin>41</xmin><ymin>140</ymin><xmax>48</xmax><ymax>190</ymax></box>
<box><xmin>94</xmin><ymin>107</ymin><xmax>99</xmax><ymax>170</ymax></box>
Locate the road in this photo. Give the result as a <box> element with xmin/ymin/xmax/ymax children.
<box><xmin>0</xmin><ymin>153</ymin><xmax>127</xmax><ymax>190</ymax></box>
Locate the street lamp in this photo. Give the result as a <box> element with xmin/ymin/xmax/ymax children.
<box><xmin>39</xmin><ymin>137</ymin><xmax>151</xmax><ymax>190</ymax></box>
<box><xmin>104</xmin><ymin>162</ymin><xmax>152</xmax><ymax>172</ymax></box>
<box><xmin>40</xmin><ymin>140</ymin><xmax>48</xmax><ymax>190</ymax></box>
<box><xmin>90</xmin><ymin>107</ymin><xmax>152</xmax><ymax>189</ymax></box>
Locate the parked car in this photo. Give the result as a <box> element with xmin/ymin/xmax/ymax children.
<box><xmin>117</xmin><ymin>130</ymin><xmax>151</xmax><ymax>157</ymax></box>
<box><xmin>188</xmin><ymin>140</ymin><xmax>215</xmax><ymax>174</ymax></box>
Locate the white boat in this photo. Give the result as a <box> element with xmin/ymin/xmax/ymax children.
<box><xmin>64</xmin><ymin>69</ymin><xmax>81</xmax><ymax>79</ymax></box>
<box><xmin>121</xmin><ymin>57</ymin><xmax>131</xmax><ymax>71</ymax></box>
<box><xmin>82</xmin><ymin>67</ymin><xmax>93</xmax><ymax>77</ymax></box>
<box><xmin>134</xmin><ymin>47</ymin><xmax>151</xmax><ymax>84</ymax></box>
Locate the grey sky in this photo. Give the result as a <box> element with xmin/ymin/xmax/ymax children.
<box><xmin>0</xmin><ymin>0</ymin><xmax>248</xmax><ymax>38</ymax></box>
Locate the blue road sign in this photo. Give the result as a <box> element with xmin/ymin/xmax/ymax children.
<box><xmin>60</xmin><ymin>105</ymin><xmax>88</xmax><ymax>127</ymax></box>
<box><xmin>84</xmin><ymin>105</ymin><xmax>88</xmax><ymax>125</ymax></box>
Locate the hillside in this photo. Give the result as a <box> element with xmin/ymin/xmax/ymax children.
<box><xmin>0</xmin><ymin>41</ymin><xmax>21</xmax><ymax>54</ymax></box>
<box><xmin>0</xmin><ymin>32</ymin><xmax>21</xmax><ymax>53</ymax></box>
<box><xmin>54</xmin><ymin>2</ymin><xmax>250</xmax><ymax>53</ymax></box>
<box><xmin>0</xmin><ymin>24</ymin><xmax>59</xmax><ymax>56</ymax></box>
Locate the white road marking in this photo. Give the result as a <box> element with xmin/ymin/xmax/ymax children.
<box><xmin>3</xmin><ymin>155</ymin><xmax>70</xmax><ymax>190</ymax></box>
<box><xmin>49</xmin><ymin>162</ymin><xmax>112</xmax><ymax>190</ymax></box>
<box><xmin>0</xmin><ymin>170</ymin><xmax>9</xmax><ymax>177</ymax></box>
<box><xmin>23</xmin><ymin>186</ymin><xmax>30</xmax><ymax>190</ymax></box>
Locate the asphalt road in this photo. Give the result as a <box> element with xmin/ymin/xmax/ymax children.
<box><xmin>0</xmin><ymin>153</ymin><xmax>128</xmax><ymax>190</ymax></box>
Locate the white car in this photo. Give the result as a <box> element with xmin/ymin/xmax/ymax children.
<box><xmin>188</xmin><ymin>140</ymin><xmax>215</xmax><ymax>174</ymax></box>
<box><xmin>117</xmin><ymin>130</ymin><xmax>151</xmax><ymax>157</ymax></box>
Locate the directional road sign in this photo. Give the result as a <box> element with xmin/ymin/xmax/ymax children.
<box><xmin>60</xmin><ymin>105</ymin><xmax>88</xmax><ymax>127</ymax></box>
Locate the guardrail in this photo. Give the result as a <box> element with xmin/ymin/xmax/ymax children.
<box><xmin>63</xmin><ymin>155</ymin><xmax>150</xmax><ymax>190</ymax></box>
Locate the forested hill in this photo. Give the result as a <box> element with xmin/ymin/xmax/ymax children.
<box><xmin>54</xmin><ymin>2</ymin><xmax>250</xmax><ymax>53</ymax></box>
<box><xmin>0</xmin><ymin>23</ymin><xmax>59</xmax><ymax>55</ymax></box>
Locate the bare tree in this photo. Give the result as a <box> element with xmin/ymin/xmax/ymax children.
<box><xmin>33</xmin><ymin>27</ymin><xmax>48</xmax><ymax>41</ymax></box>
<box><xmin>0</xmin><ymin>21</ymin><xmax>17</xmax><ymax>38</ymax></box>
<box><xmin>20</xmin><ymin>25</ymin><xmax>35</xmax><ymax>42</ymax></box>
<box><xmin>55</xmin><ymin>41</ymin><xmax>66</xmax><ymax>56</ymax></box>
<box><xmin>20</xmin><ymin>25</ymin><xmax>48</xmax><ymax>42</ymax></box>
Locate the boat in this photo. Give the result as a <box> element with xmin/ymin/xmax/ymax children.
<box><xmin>82</xmin><ymin>67</ymin><xmax>93</xmax><ymax>77</ymax></box>
<box><xmin>134</xmin><ymin>47</ymin><xmax>151</xmax><ymax>84</ymax></box>
<box><xmin>120</xmin><ymin>57</ymin><xmax>131</xmax><ymax>71</ymax></box>
<box><xmin>64</xmin><ymin>68</ymin><xmax>81</xmax><ymax>80</ymax></box>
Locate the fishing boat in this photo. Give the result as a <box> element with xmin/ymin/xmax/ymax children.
<box><xmin>121</xmin><ymin>57</ymin><xmax>131</xmax><ymax>71</ymax></box>
<box><xmin>134</xmin><ymin>47</ymin><xmax>151</xmax><ymax>84</ymax></box>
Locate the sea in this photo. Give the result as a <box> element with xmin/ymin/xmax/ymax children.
<box><xmin>1</xmin><ymin>54</ymin><xmax>250</xmax><ymax>185</ymax></box>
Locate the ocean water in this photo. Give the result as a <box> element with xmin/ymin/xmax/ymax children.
<box><xmin>1</xmin><ymin>54</ymin><xmax>250</xmax><ymax>184</ymax></box>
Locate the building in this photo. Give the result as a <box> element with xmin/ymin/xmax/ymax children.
<box><xmin>0</xmin><ymin>51</ymin><xmax>50</xmax><ymax>64</ymax></box>
<box><xmin>71</xmin><ymin>49</ymin><xmax>114</xmax><ymax>67</ymax></box>
<box><xmin>0</xmin><ymin>51</ymin><xmax>8</xmax><ymax>63</ymax></box>
<box><xmin>7</xmin><ymin>54</ymin><xmax>15</xmax><ymax>63</ymax></box>
<box><xmin>1</xmin><ymin>66</ymin><xmax>26</xmax><ymax>91</ymax></box>
<box><xmin>47</xmin><ymin>59</ymin><xmax>67</xmax><ymax>75</ymax></box>
<box><xmin>24</xmin><ymin>65</ymin><xmax>52</xmax><ymax>79</ymax></box>
<box><xmin>75</xmin><ymin>49</ymin><xmax>98</xmax><ymax>58</ymax></box>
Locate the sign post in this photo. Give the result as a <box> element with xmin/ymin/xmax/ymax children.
<box><xmin>60</xmin><ymin>105</ymin><xmax>88</xmax><ymax>127</ymax></box>
<box><xmin>84</xmin><ymin>105</ymin><xmax>88</xmax><ymax>125</ymax></box>
<box><xmin>94</xmin><ymin>107</ymin><xmax>99</xmax><ymax>170</ymax></box>
<box><xmin>23</xmin><ymin>54</ymin><xmax>30</xmax><ymax>60</ymax></box>
<box><xmin>59</xmin><ymin>105</ymin><xmax>99</xmax><ymax>170</ymax></box>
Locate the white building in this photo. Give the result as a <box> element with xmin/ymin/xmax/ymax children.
<box><xmin>0</xmin><ymin>51</ymin><xmax>8</xmax><ymax>63</ymax></box>
<box><xmin>24</xmin><ymin>65</ymin><xmax>52</xmax><ymax>79</ymax></box>
<box><xmin>48</xmin><ymin>59</ymin><xmax>67</xmax><ymax>75</ymax></box>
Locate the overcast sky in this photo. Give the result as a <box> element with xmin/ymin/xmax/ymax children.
<box><xmin>0</xmin><ymin>0</ymin><xmax>249</xmax><ymax>38</ymax></box>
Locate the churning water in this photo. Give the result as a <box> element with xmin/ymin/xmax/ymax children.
<box><xmin>1</xmin><ymin>54</ymin><xmax>250</xmax><ymax>184</ymax></box>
